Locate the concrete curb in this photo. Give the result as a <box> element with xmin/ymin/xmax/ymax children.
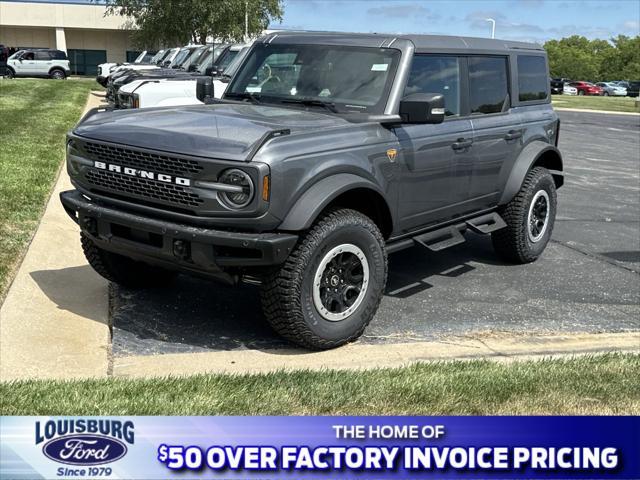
<box><xmin>0</xmin><ymin>91</ymin><xmax>110</xmax><ymax>381</ymax></box>
<box><xmin>554</xmin><ymin>107</ymin><xmax>640</xmax><ymax>116</ymax></box>
<box><xmin>113</xmin><ymin>332</ymin><xmax>640</xmax><ymax>379</ymax></box>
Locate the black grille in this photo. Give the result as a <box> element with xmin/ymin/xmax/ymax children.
<box><xmin>86</xmin><ymin>170</ymin><xmax>204</xmax><ymax>208</ymax></box>
<box><xmin>83</xmin><ymin>142</ymin><xmax>203</xmax><ymax>177</ymax></box>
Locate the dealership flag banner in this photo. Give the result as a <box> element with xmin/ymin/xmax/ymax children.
<box><xmin>1</xmin><ymin>416</ymin><xmax>638</xmax><ymax>479</ymax></box>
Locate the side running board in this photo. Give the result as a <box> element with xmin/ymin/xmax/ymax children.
<box><xmin>465</xmin><ymin>212</ymin><xmax>506</xmax><ymax>234</ymax></box>
<box><xmin>387</xmin><ymin>211</ymin><xmax>507</xmax><ymax>254</ymax></box>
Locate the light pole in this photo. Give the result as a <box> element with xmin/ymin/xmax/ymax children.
<box><xmin>485</xmin><ymin>18</ymin><xmax>496</xmax><ymax>39</ymax></box>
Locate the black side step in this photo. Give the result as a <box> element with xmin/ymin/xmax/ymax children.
<box><xmin>414</xmin><ymin>227</ymin><xmax>466</xmax><ymax>252</ymax></box>
<box><xmin>465</xmin><ymin>212</ymin><xmax>507</xmax><ymax>234</ymax></box>
<box><xmin>386</xmin><ymin>211</ymin><xmax>508</xmax><ymax>254</ymax></box>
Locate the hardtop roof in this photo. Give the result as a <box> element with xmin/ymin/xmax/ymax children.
<box><xmin>260</xmin><ymin>31</ymin><xmax>544</xmax><ymax>53</ymax></box>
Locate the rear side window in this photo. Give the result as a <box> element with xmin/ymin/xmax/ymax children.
<box><xmin>35</xmin><ymin>51</ymin><xmax>51</xmax><ymax>61</ymax></box>
<box><xmin>405</xmin><ymin>56</ymin><xmax>461</xmax><ymax>116</ymax></box>
<box><xmin>51</xmin><ymin>50</ymin><xmax>67</xmax><ymax>60</ymax></box>
<box><xmin>468</xmin><ymin>56</ymin><xmax>509</xmax><ymax>114</ymax></box>
<box><xmin>517</xmin><ymin>55</ymin><xmax>548</xmax><ymax>102</ymax></box>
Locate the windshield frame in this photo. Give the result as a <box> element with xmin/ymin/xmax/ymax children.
<box><xmin>224</xmin><ymin>43</ymin><xmax>402</xmax><ymax>115</ymax></box>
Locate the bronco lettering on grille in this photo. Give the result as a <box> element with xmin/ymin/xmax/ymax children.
<box><xmin>93</xmin><ymin>161</ymin><xmax>191</xmax><ymax>186</ymax></box>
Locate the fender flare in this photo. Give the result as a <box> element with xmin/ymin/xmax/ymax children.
<box><xmin>499</xmin><ymin>140</ymin><xmax>564</xmax><ymax>205</ymax></box>
<box><xmin>279</xmin><ymin>173</ymin><xmax>388</xmax><ymax>231</ymax></box>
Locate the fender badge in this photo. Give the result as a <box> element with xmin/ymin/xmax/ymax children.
<box><xmin>386</xmin><ymin>148</ymin><xmax>397</xmax><ymax>162</ymax></box>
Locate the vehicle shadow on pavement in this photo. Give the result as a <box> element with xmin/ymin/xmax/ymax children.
<box><xmin>30</xmin><ymin>265</ymin><xmax>109</xmax><ymax>325</ymax></box>
<box><xmin>107</xmin><ymin>233</ymin><xmax>512</xmax><ymax>356</ymax></box>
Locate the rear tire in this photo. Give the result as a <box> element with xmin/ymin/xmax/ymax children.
<box><xmin>81</xmin><ymin>233</ymin><xmax>176</xmax><ymax>288</ymax></box>
<box><xmin>261</xmin><ymin>208</ymin><xmax>387</xmax><ymax>350</ymax></box>
<box><xmin>50</xmin><ymin>69</ymin><xmax>66</xmax><ymax>80</ymax></box>
<box><xmin>492</xmin><ymin>167</ymin><xmax>557</xmax><ymax>264</ymax></box>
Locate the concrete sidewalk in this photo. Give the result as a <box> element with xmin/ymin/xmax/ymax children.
<box><xmin>0</xmin><ymin>91</ymin><xmax>110</xmax><ymax>381</ymax></box>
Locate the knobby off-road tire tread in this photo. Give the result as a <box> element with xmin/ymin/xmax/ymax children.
<box><xmin>260</xmin><ymin>208</ymin><xmax>387</xmax><ymax>350</ymax></box>
<box><xmin>492</xmin><ymin>167</ymin><xmax>556</xmax><ymax>264</ymax></box>
<box><xmin>81</xmin><ymin>233</ymin><xmax>175</xmax><ymax>288</ymax></box>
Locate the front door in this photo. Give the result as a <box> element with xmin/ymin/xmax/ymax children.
<box><xmin>393</xmin><ymin>55</ymin><xmax>474</xmax><ymax>232</ymax></box>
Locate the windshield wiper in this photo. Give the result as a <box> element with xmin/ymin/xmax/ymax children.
<box><xmin>226</xmin><ymin>92</ymin><xmax>262</xmax><ymax>105</ymax></box>
<box><xmin>280</xmin><ymin>98</ymin><xmax>339</xmax><ymax>113</ymax></box>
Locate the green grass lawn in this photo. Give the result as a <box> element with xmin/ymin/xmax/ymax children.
<box><xmin>1</xmin><ymin>354</ymin><xmax>638</xmax><ymax>415</ymax></box>
<box><xmin>552</xmin><ymin>94</ymin><xmax>640</xmax><ymax>113</ymax></box>
<box><xmin>0</xmin><ymin>78</ymin><xmax>97</xmax><ymax>300</ymax></box>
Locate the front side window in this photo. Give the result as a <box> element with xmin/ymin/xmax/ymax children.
<box><xmin>404</xmin><ymin>55</ymin><xmax>460</xmax><ymax>116</ymax></box>
<box><xmin>23</xmin><ymin>51</ymin><xmax>35</xmax><ymax>60</ymax></box>
<box><xmin>517</xmin><ymin>55</ymin><xmax>548</xmax><ymax>102</ymax></box>
<box><xmin>468</xmin><ymin>56</ymin><xmax>509</xmax><ymax>114</ymax></box>
<box><xmin>227</xmin><ymin>44</ymin><xmax>401</xmax><ymax>114</ymax></box>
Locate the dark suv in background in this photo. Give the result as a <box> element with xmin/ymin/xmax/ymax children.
<box><xmin>61</xmin><ymin>32</ymin><xmax>563</xmax><ymax>349</ymax></box>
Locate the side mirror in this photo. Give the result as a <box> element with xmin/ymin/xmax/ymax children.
<box><xmin>188</xmin><ymin>65</ymin><xmax>196</xmax><ymax>72</ymax></box>
<box><xmin>204</xmin><ymin>66</ymin><xmax>213</xmax><ymax>76</ymax></box>
<box><xmin>399</xmin><ymin>93</ymin><xmax>445</xmax><ymax>124</ymax></box>
<box><xmin>196</xmin><ymin>77</ymin><xmax>214</xmax><ymax>103</ymax></box>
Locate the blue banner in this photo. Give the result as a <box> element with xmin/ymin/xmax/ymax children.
<box><xmin>1</xmin><ymin>416</ymin><xmax>638</xmax><ymax>479</ymax></box>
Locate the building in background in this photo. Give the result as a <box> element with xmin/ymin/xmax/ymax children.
<box><xmin>0</xmin><ymin>0</ymin><xmax>138</xmax><ymax>75</ymax></box>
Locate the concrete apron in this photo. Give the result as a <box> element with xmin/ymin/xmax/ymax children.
<box><xmin>0</xmin><ymin>91</ymin><xmax>109</xmax><ymax>381</ymax></box>
<box><xmin>1</xmin><ymin>92</ymin><xmax>638</xmax><ymax>381</ymax></box>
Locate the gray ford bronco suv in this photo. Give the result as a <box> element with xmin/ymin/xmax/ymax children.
<box><xmin>60</xmin><ymin>32</ymin><xmax>563</xmax><ymax>349</ymax></box>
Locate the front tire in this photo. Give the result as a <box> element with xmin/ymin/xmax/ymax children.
<box><xmin>261</xmin><ymin>209</ymin><xmax>387</xmax><ymax>350</ymax></box>
<box><xmin>81</xmin><ymin>233</ymin><xmax>176</xmax><ymax>288</ymax></box>
<box><xmin>4</xmin><ymin>68</ymin><xmax>15</xmax><ymax>79</ymax></box>
<box><xmin>492</xmin><ymin>167</ymin><xmax>557</xmax><ymax>264</ymax></box>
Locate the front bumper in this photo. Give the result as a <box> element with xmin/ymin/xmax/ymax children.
<box><xmin>60</xmin><ymin>190</ymin><xmax>298</xmax><ymax>281</ymax></box>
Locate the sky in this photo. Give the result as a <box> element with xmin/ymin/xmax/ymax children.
<box><xmin>271</xmin><ymin>0</ymin><xmax>640</xmax><ymax>42</ymax></box>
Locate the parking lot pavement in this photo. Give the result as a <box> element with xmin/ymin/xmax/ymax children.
<box><xmin>111</xmin><ymin>111</ymin><xmax>640</xmax><ymax>356</ymax></box>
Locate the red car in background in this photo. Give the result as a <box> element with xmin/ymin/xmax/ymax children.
<box><xmin>569</xmin><ymin>81</ymin><xmax>603</xmax><ymax>96</ymax></box>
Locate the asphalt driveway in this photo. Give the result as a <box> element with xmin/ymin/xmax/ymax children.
<box><xmin>111</xmin><ymin>110</ymin><xmax>640</xmax><ymax>356</ymax></box>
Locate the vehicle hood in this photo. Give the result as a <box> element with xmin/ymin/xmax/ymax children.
<box><xmin>74</xmin><ymin>103</ymin><xmax>351</xmax><ymax>162</ymax></box>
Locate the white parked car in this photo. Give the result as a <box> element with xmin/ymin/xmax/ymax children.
<box><xmin>562</xmin><ymin>84</ymin><xmax>578</xmax><ymax>95</ymax></box>
<box><xmin>97</xmin><ymin>50</ymin><xmax>168</xmax><ymax>86</ymax></box>
<box><xmin>116</xmin><ymin>45</ymin><xmax>250</xmax><ymax>109</ymax></box>
<box><xmin>595</xmin><ymin>82</ymin><xmax>627</xmax><ymax>96</ymax></box>
<box><xmin>5</xmin><ymin>48</ymin><xmax>70</xmax><ymax>79</ymax></box>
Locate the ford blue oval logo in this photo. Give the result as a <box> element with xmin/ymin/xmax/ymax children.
<box><xmin>43</xmin><ymin>434</ymin><xmax>127</xmax><ymax>465</ymax></box>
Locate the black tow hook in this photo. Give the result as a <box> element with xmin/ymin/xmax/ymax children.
<box><xmin>172</xmin><ymin>239</ymin><xmax>191</xmax><ymax>260</ymax></box>
<box><xmin>81</xmin><ymin>216</ymin><xmax>98</xmax><ymax>235</ymax></box>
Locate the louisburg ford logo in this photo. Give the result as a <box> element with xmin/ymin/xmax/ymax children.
<box><xmin>36</xmin><ymin>419</ymin><xmax>134</xmax><ymax>466</ymax></box>
<box><xmin>94</xmin><ymin>160</ymin><xmax>191</xmax><ymax>186</ymax></box>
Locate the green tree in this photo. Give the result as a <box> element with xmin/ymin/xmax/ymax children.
<box><xmin>545</xmin><ymin>34</ymin><xmax>640</xmax><ymax>81</ymax></box>
<box><xmin>104</xmin><ymin>0</ymin><xmax>284</xmax><ymax>48</ymax></box>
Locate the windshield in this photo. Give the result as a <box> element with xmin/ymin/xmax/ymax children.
<box><xmin>222</xmin><ymin>47</ymin><xmax>250</xmax><ymax>78</ymax></box>
<box><xmin>226</xmin><ymin>44</ymin><xmax>400</xmax><ymax>114</ymax></box>
<box><xmin>134</xmin><ymin>51</ymin><xmax>147</xmax><ymax>63</ymax></box>
<box><xmin>171</xmin><ymin>48</ymin><xmax>192</xmax><ymax>67</ymax></box>
<box><xmin>182</xmin><ymin>46</ymin><xmax>208</xmax><ymax>70</ymax></box>
<box><xmin>196</xmin><ymin>49</ymin><xmax>215</xmax><ymax>74</ymax></box>
<box><xmin>9</xmin><ymin>50</ymin><xmax>24</xmax><ymax>60</ymax></box>
<box><xmin>150</xmin><ymin>50</ymin><xmax>165</xmax><ymax>63</ymax></box>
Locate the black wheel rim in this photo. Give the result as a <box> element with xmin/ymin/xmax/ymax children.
<box><xmin>528</xmin><ymin>190</ymin><xmax>550</xmax><ymax>242</ymax></box>
<box><xmin>313</xmin><ymin>244</ymin><xmax>369</xmax><ymax>321</ymax></box>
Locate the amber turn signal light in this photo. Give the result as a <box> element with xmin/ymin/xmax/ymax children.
<box><xmin>262</xmin><ymin>175</ymin><xmax>270</xmax><ymax>201</ymax></box>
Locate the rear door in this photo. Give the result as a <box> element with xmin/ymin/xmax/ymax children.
<box><xmin>466</xmin><ymin>55</ymin><xmax>523</xmax><ymax>211</ymax></box>
<box><xmin>34</xmin><ymin>50</ymin><xmax>52</xmax><ymax>75</ymax></box>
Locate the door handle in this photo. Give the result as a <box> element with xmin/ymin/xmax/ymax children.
<box><xmin>504</xmin><ymin>130</ymin><xmax>523</xmax><ymax>141</ymax></box>
<box><xmin>451</xmin><ymin>138</ymin><xmax>473</xmax><ymax>151</ymax></box>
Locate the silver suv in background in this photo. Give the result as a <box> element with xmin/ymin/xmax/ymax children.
<box><xmin>4</xmin><ymin>49</ymin><xmax>71</xmax><ymax>79</ymax></box>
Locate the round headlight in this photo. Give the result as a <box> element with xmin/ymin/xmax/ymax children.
<box><xmin>218</xmin><ymin>169</ymin><xmax>254</xmax><ymax>209</ymax></box>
